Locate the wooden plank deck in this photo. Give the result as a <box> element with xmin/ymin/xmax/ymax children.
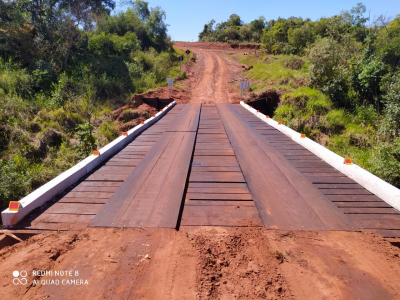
<box><xmin>90</xmin><ymin>103</ymin><xmax>200</xmax><ymax>228</ymax></box>
<box><xmin>180</xmin><ymin>105</ymin><xmax>263</xmax><ymax>227</ymax></box>
<box><xmin>24</xmin><ymin>104</ymin><xmax>185</xmax><ymax>231</ymax></box>
<box><xmin>232</xmin><ymin>104</ymin><xmax>400</xmax><ymax>237</ymax></box>
<box><xmin>218</xmin><ymin>103</ymin><xmax>355</xmax><ymax>231</ymax></box>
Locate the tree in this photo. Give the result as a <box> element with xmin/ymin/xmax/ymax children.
<box><xmin>133</xmin><ymin>0</ymin><xmax>150</xmax><ymax>21</ymax></box>
<box><xmin>228</xmin><ymin>14</ymin><xmax>242</xmax><ymax>27</ymax></box>
<box><xmin>349</xmin><ymin>49</ymin><xmax>386</xmax><ymax>109</ymax></box>
<box><xmin>381</xmin><ymin>73</ymin><xmax>400</xmax><ymax>136</ymax></box>
<box><xmin>198</xmin><ymin>19</ymin><xmax>215</xmax><ymax>41</ymax></box>
<box><xmin>240</xmin><ymin>24</ymin><xmax>251</xmax><ymax>41</ymax></box>
<box><xmin>249</xmin><ymin>18</ymin><xmax>265</xmax><ymax>42</ymax></box>
<box><xmin>375</xmin><ymin>16</ymin><xmax>400</xmax><ymax>69</ymax></box>
<box><xmin>288</xmin><ymin>23</ymin><xmax>314</xmax><ymax>52</ymax></box>
<box><xmin>307</xmin><ymin>37</ymin><xmax>360</xmax><ymax>105</ymax></box>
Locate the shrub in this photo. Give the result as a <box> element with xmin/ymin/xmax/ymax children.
<box><xmin>0</xmin><ymin>155</ymin><xmax>33</xmax><ymax>208</ymax></box>
<box><xmin>98</xmin><ymin>121</ymin><xmax>118</xmax><ymax>144</ymax></box>
<box><xmin>75</xmin><ymin>123</ymin><xmax>96</xmax><ymax>158</ymax></box>
<box><xmin>370</xmin><ymin>144</ymin><xmax>400</xmax><ymax>186</ymax></box>
<box><xmin>180</xmin><ymin>71</ymin><xmax>187</xmax><ymax>80</ymax></box>
<box><xmin>354</xmin><ymin>105</ymin><xmax>378</xmax><ymax>127</ymax></box>
<box><xmin>120</xmin><ymin>109</ymin><xmax>140</xmax><ymax>122</ymax></box>
<box><xmin>282</xmin><ymin>58</ymin><xmax>305</xmax><ymax>70</ymax></box>
<box><xmin>324</xmin><ymin>110</ymin><xmax>347</xmax><ymax>134</ymax></box>
<box><xmin>380</xmin><ymin>72</ymin><xmax>400</xmax><ymax>136</ymax></box>
<box><xmin>0</xmin><ymin>58</ymin><xmax>32</xmax><ymax>97</ymax></box>
<box><xmin>274</xmin><ymin>104</ymin><xmax>295</xmax><ymax>122</ymax></box>
<box><xmin>282</xmin><ymin>87</ymin><xmax>331</xmax><ymax>114</ymax></box>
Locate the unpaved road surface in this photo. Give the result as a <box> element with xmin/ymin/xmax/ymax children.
<box><xmin>174</xmin><ymin>41</ymin><xmax>245</xmax><ymax>104</ymax></box>
<box><xmin>1</xmin><ymin>228</ymin><xmax>400</xmax><ymax>299</ymax></box>
<box><xmin>1</xmin><ymin>42</ymin><xmax>400</xmax><ymax>300</ymax></box>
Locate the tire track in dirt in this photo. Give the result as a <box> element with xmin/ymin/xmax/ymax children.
<box><xmin>190</xmin><ymin>50</ymin><xmax>217</xmax><ymax>103</ymax></box>
<box><xmin>188</xmin><ymin>49</ymin><xmax>229</xmax><ymax>104</ymax></box>
<box><xmin>210</xmin><ymin>51</ymin><xmax>230</xmax><ymax>103</ymax></box>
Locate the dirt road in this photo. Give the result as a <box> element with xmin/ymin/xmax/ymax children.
<box><xmin>1</xmin><ymin>42</ymin><xmax>400</xmax><ymax>300</ymax></box>
<box><xmin>174</xmin><ymin>42</ymin><xmax>244</xmax><ymax>104</ymax></box>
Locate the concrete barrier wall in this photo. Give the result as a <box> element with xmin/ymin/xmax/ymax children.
<box><xmin>1</xmin><ymin>102</ymin><xmax>176</xmax><ymax>227</ymax></box>
<box><xmin>240</xmin><ymin>101</ymin><xmax>400</xmax><ymax>212</ymax></box>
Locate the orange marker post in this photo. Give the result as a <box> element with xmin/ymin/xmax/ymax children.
<box><xmin>266</xmin><ymin>115</ymin><xmax>270</xmax><ymax>119</ymax></box>
<box><xmin>278</xmin><ymin>122</ymin><xmax>282</xmax><ymax>125</ymax></box>
<box><xmin>257</xmin><ymin>110</ymin><xmax>259</xmax><ymax>113</ymax></box>
<box><xmin>93</xmin><ymin>150</ymin><xmax>100</xmax><ymax>156</ymax></box>
<box><xmin>153</xmin><ymin>114</ymin><xmax>156</xmax><ymax>118</ymax></box>
<box><xmin>160</xmin><ymin>109</ymin><xmax>163</xmax><ymax>112</ymax></box>
<box><xmin>344</xmin><ymin>158</ymin><xmax>352</xmax><ymax>165</ymax></box>
<box><xmin>141</xmin><ymin>121</ymin><xmax>145</xmax><ymax>125</ymax></box>
<box><xmin>122</xmin><ymin>132</ymin><xmax>128</xmax><ymax>136</ymax></box>
<box><xmin>9</xmin><ymin>201</ymin><xmax>20</xmax><ymax>212</ymax></box>
<box><xmin>300</xmin><ymin>134</ymin><xmax>306</xmax><ymax>138</ymax></box>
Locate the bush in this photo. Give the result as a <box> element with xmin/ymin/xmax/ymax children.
<box><xmin>282</xmin><ymin>87</ymin><xmax>331</xmax><ymax>114</ymax></box>
<box><xmin>120</xmin><ymin>109</ymin><xmax>140</xmax><ymax>122</ymax></box>
<box><xmin>0</xmin><ymin>93</ymin><xmax>33</xmax><ymax>126</ymax></box>
<box><xmin>380</xmin><ymin>72</ymin><xmax>400</xmax><ymax>136</ymax></box>
<box><xmin>324</xmin><ymin>110</ymin><xmax>347</xmax><ymax>134</ymax></box>
<box><xmin>180</xmin><ymin>71</ymin><xmax>186</xmax><ymax>80</ymax></box>
<box><xmin>0</xmin><ymin>155</ymin><xmax>33</xmax><ymax>208</ymax></box>
<box><xmin>370</xmin><ymin>144</ymin><xmax>400</xmax><ymax>186</ymax></box>
<box><xmin>97</xmin><ymin>121</ymin><xmax>118</xmax><ymax>145</ymax></box>
<box><xmin>75</xmin><ymin>123</ymin><xmax>96</xmax><ymax>158</ymax></box>
<box><xmin>0</xmin><ymin>58</ymin><xmax>32</xmax><ymax>96</ymax></box>
<box><xmin>274</xmin><ymin>104</ymin><xmax>295</xmax><ymax>122</ymax></box>
<box><xmin>88</xmin><ymin>31</ymin><xmax>140</xmax><ymax>56</ymax></box>
<box><xmin>354</xmin><ymin>105</ymin><xmax>378</xmax><ymax>127</ymax></box>
<box><xmin>282</xmin><ymin>58</ymin><xmax>305</xmax><ymax>70</ymax></box>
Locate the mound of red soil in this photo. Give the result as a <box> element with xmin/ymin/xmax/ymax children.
<box><xmin>138</xmin><ymin>86</ymin><xmax>191</xmax><ymax>104</ymax></box>
<box><xmin>111</xmin><ymin>85</ymin><xmax>191</xmax><ymax>133</ymax></box>
<box><xmin>192</xmin><ymin>228</ymin><xmax>291</xmax><ymax>299</ymax></box>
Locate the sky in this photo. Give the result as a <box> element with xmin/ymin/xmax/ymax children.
<box><xmin>115</xmin><ymin>0</ymin><xmax>400</xmax><ymax>41</ymax></box>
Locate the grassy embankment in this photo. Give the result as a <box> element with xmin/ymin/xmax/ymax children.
<box><xmin>0</xmin><ymin>47</ymin><xmax>191</xmax><ymax>213</ymax></box>
<box><xmin>236</xmin><ymin>52</ymin><xmax>397</xmax><ymax>187</ymax></box>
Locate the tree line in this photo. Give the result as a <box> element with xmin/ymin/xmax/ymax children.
<box><xmin>199</xmin><ymin>3</ymin><xmax>400</xmax><ymax>133</ymax></box>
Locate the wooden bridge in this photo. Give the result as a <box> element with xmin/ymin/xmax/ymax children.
<box><xmin>17</xmin><ymin>104</ymin><xmax>400</xmax><ymax>237</ymax></box>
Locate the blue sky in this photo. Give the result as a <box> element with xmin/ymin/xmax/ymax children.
<box><xmin>115</xmin><ymin>0</ymin><xmax>400</xmax><ymax>41</ymax></box>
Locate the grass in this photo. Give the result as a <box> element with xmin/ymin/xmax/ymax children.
<box><xmin>238</xmin><ymin>53</ymin><xmax>309</xmax><ymax>92</ymax></box>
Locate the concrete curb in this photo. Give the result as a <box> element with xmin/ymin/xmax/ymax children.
<box><xmin>240</xmin><ymin>101</ymin><xmax>400</xmax><ymax>212</ymax></box>
<box><xmin>1</xmin><ymin>102</ymin><xmax>177</xmax><ymax>227</ymax></box>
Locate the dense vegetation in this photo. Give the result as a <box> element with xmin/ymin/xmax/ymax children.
<box><xmin>0</xmin><ymin>0</ymin><xmax>184</xmax><ymax>212</ymax></box>
<box><xmin>205</xmin><ymin>4</ymin><xmax>400</xmax><ymax>187</ymax></box>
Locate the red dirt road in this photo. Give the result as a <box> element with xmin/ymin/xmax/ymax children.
<box><xmin>1</xmin><ymin>42</ymin><xmax>400</xmax><ymax>300</ymax></box>
<box><xmin>174</xmin><ymin>42</ymin><xmax>244</xmax><ymax>104</ymax></box>
<box><xmin>1</xmin><ymin>228</ymin><xmax>400</xmax><ymax>299</ymax></box>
